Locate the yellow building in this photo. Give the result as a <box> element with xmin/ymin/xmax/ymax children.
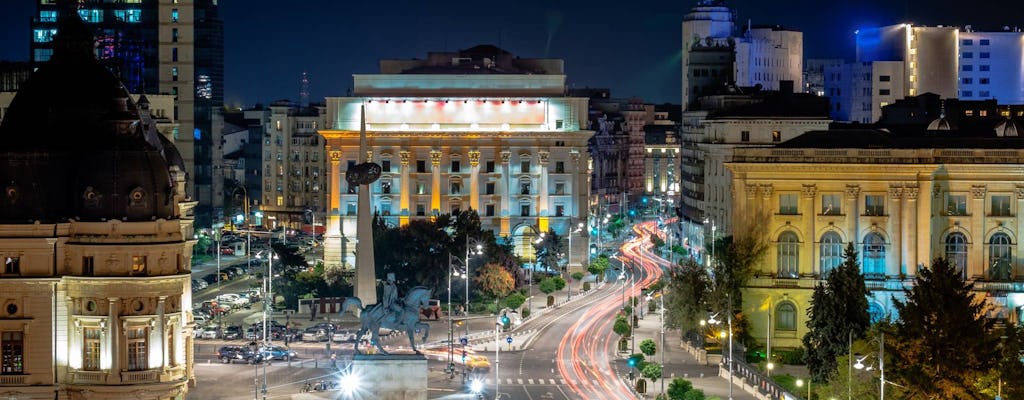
<box><xmin>320</xmin><ymin>45</ymin><xmax>593</xmax><ymax>269</ymax></box>
<box><xmin>0</xmin><ymin>17</ymin><xmax>194</xmax><ymax>399</ymax></box>
<box><xmin>727</xmin><ymin>120</ymin><xmax>1024</xmax><ymax>348</ymax></box>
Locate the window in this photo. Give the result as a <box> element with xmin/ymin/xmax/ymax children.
<box><xmin>777</xmin><ymin>231</ymin><xmax>799</xmax><ymax>278</ymax></box>
<box><xmin>555</xmin><ymin>161</ymin><xmax>565</xmax><ymax>174</ymax></box>
<box><xmin>485</xmin><ymin>161</ymin><xmax>495</xmax><ymax>173</ymax></box>
<box><xmin>171</xmin><ymin>9</ymin><xmax>179</xmax><ymax>22</ymax></box>
<box><xmin>980</xmin><ymin>90</ymin><xmax>990</xmax><ymax>98</ymax></box>
<box><xmin>865</xmin><ymin>194</ymin><xmax>885</xmax><ymax>216</ymax></box>
<box><xmin>879</xmin><ymin>89</ymin><xmax>891</xmax><ymax>96</ymax></box>
<box><xmin>415</xmin><ymin>204</ymin><xmax>425</xmax><ymax>216</ymax></box>
<box><xmin>962</xmin><ymin>77</ymin><xmax>973</xmax><ymax>84</ymax></box>
<box><xmin>962</xmin><ymin>90</ymin><xmax>973</xmax><ymax>97</ymax></box>
<box><xmin>980</xmin><ymin>78</ymin><xmax>990</xmax><ymax>85</ymax></box>
<box><xmin>771</xmin><ymin>130</ymin><xmax>781</xmax><ymax>142</ymax></box>
<box><xmin>945</xmin><ymin>232</ymin><xmax>968</xmax><ymax>277</ymax></box>
<box><xmin>965</xmin><ymin>110</ymin><xmax>975</xmax><ymax>116</ymax></box>
<box><xmin>33</xmin><ymin>48</ymin><xmax>53</xmax><ymax>62</ymax></box>
<box><xmin>946</xmin><ymin>194</ymin><xmax>967</xmax><ymax>216</ymax></box>
<box><xmin>776</xmin><ymin>302</ymin><xmax>796</xmax><ymax>331</ymax></box>
<box><xmin>741</xmin><ymin>131</ymin><xmax>750</xmax><ymax>142</ymax></box>
<box><xmin>862</xmin><ymin>233</ymin><xmax>886</xmax><ymax>276</ymax></box>
<box><xmin>450</xmin><ymin>180</ymin><xmax>462</xmax><ymax>195</ymax></box>
<box><xmin>172</xmin><ymin>28</ymin><xmax>179</xmax><ymax>42</ymax></box>
<box><xmin>380</xmin><ymin>179</ymin><xmax>391</xmax><ymax>194</ymax></box>
<box><xmin>83</xmin><ymin>256</ymin><xmax>94</xmax><ymax>276</ymax></box>
<box><xmin>171</xmin><ymin>67</ymin><xmax>179</xmax><ymax>82</ymax></box>
<box><xmin>962</xmin><ymin>39</ymin><xmax>973</xmax><ymax>45</ymax></box>
<box><xmin>39</xmin><ymin>10</ymin><xmax>57</xmax><ymax>22</ymax></box>
<box><xmin>821</xmin><ymin>194</ymin><xmax>842</xmax><ymax>215</ymax></box>
<box><xmin>520</xmin><ymin>160</ymin><xmax>531</xmax><ymax>173</ymax></box>
<box><xmin>520</xmin><ymin>202</ymin><xmax>531</xmax><ymax>217</ymax></box>
<box><xmin>33</xmin><ymin>28</ymin><xmax>57</xmax><ymax>43</ymax></box>
<box><xmin>485</xmin><ymin>204</ymin><xmax>495</xmax><ymax>217</ymax></box>
<box><xmin>78</xmin><ymin>9</ymin><xmax>103</xmax><ymax>23</ymax></box>
<box><xmin>131</xmin><ymin>256</ymin><xmax>146</xmax><ymax>275</ymax></box>
<box><xmin>1</xmin><ymin>331</ymin><xmax>23</xmax><ymax>374</ymax></box>
<box><xmin>3</xmin><ymin>257</ymin><xmax>18</xmax><ymax>275</ymax></box>
<box><xmin>962</xmin><ymin>65</ymin><xmax>973</xmax><ymax>72</ymax></box>
<box><xmin>451</xmin><ymin>160</ymin><xmax>461</xmax><ymax>173</ymax></box>
<box><xmin>485</xmin><ymin>182</ymin><xmax>495</xmax><ymax>195</ymax></box>
<box><xmin>980</xmin><ymin>65</ymin><xmax>990</xmax><ymax>72</ymax></box>
<box><xmin>989</xmin><ymin>233</ymin><xmax>1013</xmax><ymax>281</ymax></box>
<box><xmin>381</xmin><ymin>160</ymin><xmax>391</xmax><ymax>173</ymax></box>
<box><xmin>520</xmin><ymin>181</ymin><xmax>531</xmax><ymax>195</ymax></box>
<box><xmin>879</xmin><ymin>75</ymin><xmax>891</xmax><ymax>82</ymax></box>
<box><xmin>819</xmin><ymin>232</ymin><xmax>843</xmax><ymax>277</ymax></box>
<box><xmin>555</xmin><ymin>205</ymin><xmax>565</xmax><ymax>217</ymax></box>
<box><xmin>963</xmin><ymin>52</ymin><xmax>973</xmax><ymax>58</ymax></box>
<box><xmin>172</xmin><ymin>47</ymin><xmax>178</xmax><ymax>62</ymax></box>
<box><xmin>980</xmin><ymin>52</ymin><xmax>990</xmax><ymax>59</ymax></box>
<box><xmin>380</xmin><ymin>201</ymin><xmax>391</xmax><ymax>216</ymax></box>
<box><xmin>83</xmin><ymin>327</ymin><xmax>101</xmax><ymax>371</ymax></box>
<box><xmin>992</xmin><ymin>195</ymin><xmax>1011</xmax><ymax>216</ymax></box>
<box><xmin>416</xmin><ymin>160</ymin><xmax>426</xmax><ymax>173</ymax></box>
<box><xmin>779</xmin><ymin>194</ymin><xmax>798</xmax><ymax>215</ymax></box>
<box><xmin>415</xmin><ymin>182</ymin><xmax>425</xmax><ymax>195</ymax></box>
<box><xmin>980</xmin><ymin>39</ymin><xmax>990</xmax><ymax>45</ymax></box>
<box><xmin>113</xmin><ymin>9</ymin><xmax>142</xmax><ymax>22</ymax></box>
<box><xmin>126</xmin><ymin>327</ymin><xmax>148</xmax><ymax>371</ymax></box>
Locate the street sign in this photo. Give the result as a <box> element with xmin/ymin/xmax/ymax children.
<box><xmin>506</xmin><ymin>336</ymin><xmax>513</xmax><ymax>344</ymax></box>
<box><xmin>460</xmin><ymin>337</ymin><xmax>468</xmax><ymax>346</ymax></box>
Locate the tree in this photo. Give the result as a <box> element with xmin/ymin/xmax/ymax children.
<box><xmin>588</xmin><ymin>255</ymin><xmax>610</xmax><ymax>277</ymax></box>
<box><xmin>978</xmin><ymin>324</ymin><xmax>1024</xmax><ymax>399</ymax></box>
<box><xmin>642</xmin><ymin>363</ymin><xmax>663</xmax><ymax>382</ymax></box>
<box><xmin>538</xmin><ymin>278</ymin><xmax>557</xmax><ymax>295</ymax></box>
<box><xmin>552</xmin><ymin>276</ymin><xmax>566</xmax><ymax>291</ymax></box>
<box><xmin>474</xmin><ymin>262</ymin><xmax>514</xmax><ymax>299</ymax></box>
<box><xmin>666</xmin><ymin>378</ymin><xmax>693</xmax><ymax>400</ymax></box>
<box><xmin>665</xmin><ymin>258</ymin><xmax>709</xmax><ymax>342</ymax></box>
<box><xmin>504</xmin><ymin>292</ymin><xmax>526</xmax><ymax>310</ymax></box>
<box><xmin>889</xmin><ymin>257</ymin><xmax>1000</xmax><ymax>398</ymax></box>
<box><xmin>614</xmin><ymin>315</ymin><xmax>632</xmax><ymax>337</ymax></box>
<box><xmin>639</xmin><ymin>338</ymin><xmax>657</xmax><ymax>357</ymax></box>
<box><xmin>533</xmin><ymin>229</ymin><xmax>563</xmax><ymax>273</ymax></box>
<box><xmin>803</xmin><ymin>242</ymin><xmax>871</xmax><ymax>383</ymax></box>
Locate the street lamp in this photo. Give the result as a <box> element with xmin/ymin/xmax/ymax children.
<box><xmin>706</xmin><ymin>303</ymin><xmax>734</xmax><ymax>400</ymax></box>
<box><xmin>795</xmin><ymin>378</ymin><xmax>811</xmax><ymax>400</ymax></box>
<box><xmin>853</xmin><ymin>331</ymin><xmax>885</xmax><ymax>400</ymax></box>
<box><xmin>256</xmin><ymin>249</ymin><xmax>278</xmax><ymax>346</ymax></box>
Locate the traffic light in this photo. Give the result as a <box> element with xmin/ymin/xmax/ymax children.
<box><xmin>500</xmin><ymin>312</ymin><xmax>510</xmax><ymax>326</ymax></box>
<box><xmin>627</xmin><ymin>356</ymin><xmax>637</xmax><ymax>367</ymax></box>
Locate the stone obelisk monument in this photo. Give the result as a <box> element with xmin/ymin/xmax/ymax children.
<box><xmin>353</xmin><ymin>105</ymin><xmax>377</xmax><ymax>305</ymax></box>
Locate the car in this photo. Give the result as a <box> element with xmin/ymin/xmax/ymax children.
<box><xmin>220</xmin><ymin>247</ymin><xmax>234</xmax><ymax>255</ymax></box>
<box><xmin>216</xmin><ymin>345</ymin><xmax>263</xmax><ymax>364</ymax></box>
<box><xmin>301</xmin><ymin>327</ymin><xmax>328</xmax><ymax>342</ymax></box>
<box><xmin>259</xmin><ymin>345</ymin><xmax>296</xmax><ymax>360</ymax></box>
<box><xmin>420</xmin><ymin>299</ymin><xmax>441</xmax><ymax>320</ymax></box>
<box><xmin>332</xmin><ymin>330</ymin><xmax>356</xmax><ymax>343</ymax></box>
<box><xmin>224</xmin><ymin>325</ymin><xmax>242</xmax><ymax>340</ymax></box>
<box><xmin>201</xmin><ymin>328</ymin><xmax>221</xmax><ymax>339</ymax></box>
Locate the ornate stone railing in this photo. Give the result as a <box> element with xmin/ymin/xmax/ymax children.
<box><xmin>120</xmin><ymin>369</ymin><xmax>158</xmax><ymax>383</ymax></box>
<box><xmin>0</xmin><ymin>375</ymin><xmax>26</xmax><ymax>385</ymax></box>
<box><xmin>73</xmin><ymin>370</ymin><xmax>106</xmax><ymax>384</ymax></box>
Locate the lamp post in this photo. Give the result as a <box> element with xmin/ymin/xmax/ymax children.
<box><xmin>447</xmin><ymin>254</ymin><xmax>455</xmax><ymax>378</ymax></box>
<box><xmin>854</xmin><ymin>331</ymin><xmax>885</xmax><ymax>399</ymax></box>
<box><xmin>659</xmin><ymin>288</ymin><xmax>666</xmax><ymax>398</ymax></box>
<box><xmin>257</xmin><ymin>249</ymin><xmax>278</xmax><ymax>346</ymax></box>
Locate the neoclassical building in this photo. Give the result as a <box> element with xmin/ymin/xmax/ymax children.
<box><xmin>0</xmin><ymin>16</ymin><xmax>194</xmax><ymax>399</ymax></box>
<box><xmin>727</xmin><ymin>116</ymin><xmax>1024</xmax><ymax>348</ymax></box>
<box><xmin>320</xmin><ymin>45</ymin><xmax>593</xmax><ymax>270</ymax></box>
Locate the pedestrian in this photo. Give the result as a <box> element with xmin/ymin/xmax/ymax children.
<box><xmin>330</xmin><ymin>352</ymin><xmax>337</xmax><ymax>368</ymax></box>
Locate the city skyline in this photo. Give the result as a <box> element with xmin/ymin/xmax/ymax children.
<box><xmin>0</xmin><ymin>0</ymin><xmax>1011</xmax><ymax>105</ymax></box>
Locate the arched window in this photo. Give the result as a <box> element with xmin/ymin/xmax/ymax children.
<box><xmin>989</xmin><ymin>232</ymin><xmax>1013</xmax><ymax>281</ymax></box>
<box><xmin>868</xmin><ymin>302</ymin><xmax>886</xmax><ymax>323</ymax></box>
<box><xmin>776</xmin><ymin>302</ymin><xmax>797</xmax><ymax>331</ymax></box>
<box><xmin>945</xmin><ymin>232</ymin><xmax>968</xmax><ymax>277</ymax></box>
<box><xmin>777</xmin><ymin>231</ymin><xmax>799</xmax><ymax>278</ymax></box>
<box><xmin>819</xmin><ymin>231</ymin><xmax>843</xmax><ymax>277</ymax></box>
<box><xmin>862</xmin><ymin>233</ymin><xmax>886</xmax><ymax>276</ymax></box>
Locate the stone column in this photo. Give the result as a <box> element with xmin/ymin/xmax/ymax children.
<box><xmin>107</xmin><ymin>297</ymin><xmax>119</xmax><ymax>382</ymax></box>
<box><xmin>845</xmin><ymin>184</ymin><xmax>861</xmax><ymax>247</ymax></box>
<box><xmin>913</xmin><ymin>179</ymin><xmax>935</xmax><ymax>277</ymax></box>
<box><xmin>399</xmin><ymin>150</ymin><xmax>411</xmax><ymax>226</ymax></box>
<box><xmin>801</xmin><ymin>184</ymin><xmax>817</xmax><ymax>274</ymax></box>
<box><xmin>430</xmin><ymin>149</ymin><xmax>442</xmax><ymax>215</ymax></box>
<box><xmin>538</xmin><ymin>150</ymin><xmax>550</xmax><ymax>232</ymax></box>
<box><xmin>888</xmin><ymin>186</ymin><xmax>903</xmax><ymax>277</ymax></box>
<box><xmin>970</xmin><ymin>185</ymin><xmax>988</xmax><ymax>277</ymax></box>
<box><xmin>499</xmin><ymin>150</ymin><xmax>511</xmax><ymax>236</ymax></box>
<box><xmin>158</xmin><ymin>296</ymin><xmax>167</xmax><ymax>369</ymax></box>
<box><xmin>326</xmin><ymin>150</ymin><xmax>343</xmax><ymax>268</ymax></box>
<box><xmin>468</xmin><ymin>150</ymin><xmax>481</xmax><ymax>212</ymax></box>
<box><xmin>904</xmin><ymin>186</ymin><xmax>919</xmax><ymax>275</ymax></box>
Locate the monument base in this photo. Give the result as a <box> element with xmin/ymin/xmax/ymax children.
<box><xmin>351</xmin><ymin>353</ymin><xmax>427</xmax><ymax>400</ymax></box>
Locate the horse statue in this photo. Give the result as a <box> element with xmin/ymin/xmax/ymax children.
<box><xmin>340</xmin><ymin>286</ymin><xmax>431</xmax><ymax>354</ymax></box>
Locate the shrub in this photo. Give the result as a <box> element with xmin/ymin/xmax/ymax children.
<box><xmin>521</xmin><ymin>308</ymin><xmax>530</xmax><ymax>318</ymax></box>
<box><xmin>582</xmin><ymin>282</ymin><xmax>591</xmax><ymax>291</ymax></box>
<box><xmin>780</xmin><ymin>347</ymin><xmax>805</xmax><ymax>365</ymax></box>
<box><xmin>552</xmin><ymin>276</ymin><xmax>566</xmax><ymax>291</ymax></box>
<box><xmin>504</xmin><ymin>293</ymin><xmax>526</xmax><ymax>310</ymax></box>
<box><xmin>613</xmin><ymin>316</ymin><xmax>631</xmax><ymax>337</ymax></box>
<box><xmin>639</xmin><ymin>339</ymin><xmax>657</xmax><ymax>356</ymax></box>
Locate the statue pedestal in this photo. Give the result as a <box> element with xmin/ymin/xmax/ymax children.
<box><xmin>351</xmin><ymin>354</ymin><xmax>427</xmax><ymax>400</ymax></box>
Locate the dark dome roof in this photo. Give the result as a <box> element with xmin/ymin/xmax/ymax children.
<box><xmin>0</xmin><ymin>15</ymin><xmax>177</xmax><ymax>223</ymax></box>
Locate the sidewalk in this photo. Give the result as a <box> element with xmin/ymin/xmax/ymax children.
<box><xmin>630</xmin><ymin>310</ymin><xmax>759</xmax><ymax>400</ymax></box>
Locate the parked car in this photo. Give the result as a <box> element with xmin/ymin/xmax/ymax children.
<box><xmin>224</xmin><ymin>325</ymin><xmax>242</xmax><ymax>340</ymax></box>
<box><xmin>201</xmin><ymin>328</ymin><xmax>221</xmax><ymax>339</ymax></box>
<box><xmin>220</xmin><ymin>247</ymin><xmax>234</xmax><ymax>255</ymax></box>
<box><xmin>259</xmin><ymin>345</ymin><xmax>296</xmax><ymax>360</ymax></box>
<box><xmin>216</xmin><ymin>345</ymin><xmax>263</xmax><ymax>364</ymax></box>
<box><xmin>302</xmin><ymin>327</ymin><xmax>328</xmax><ymax>342</ymax></box>
<box><xmin>332</xmin><ymin>330</ymin><xmax>357</xmax><ymax>343</ymax></box>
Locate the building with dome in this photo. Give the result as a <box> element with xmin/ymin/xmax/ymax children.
<box><xmin>725</xmin><ymin>94</ymin><xmax>1024</xmax><ymax>349</ymax></box>
<box><xmin>0</xmin><ymin>15</ymin><xmax>194</xmax><ymax>400</ymax></box>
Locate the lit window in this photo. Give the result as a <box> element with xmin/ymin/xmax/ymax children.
<box><xmin>1</xmin><ymin>331</ymin><xmax>24</xmax><ymax>374</ymax></box>
<box><xmin>78</xmin><ymin>9</ymin><xmax>103</xmax><ymax>23</ymax></box>
<box><xmin>3</xmin><ymin>257</ymin><xmax>19</xmax><ymax>275</ymax></box>
<box><xmin>33</xmin><ymin>48</ymin><xmax>53</xmax><ymax>62</ymax></box>
<box><xmin>862</xmin><ymin>233</ymin><xmax>886</xmax><ymax>276</ymax></box>
<box><xmin>113</xmin><ymin>9</ymin><xmax>142</xmax><ymax>23</ymax></box>
<box><xmin>33</xmin><ymin>29</ymin><xmax>57</xmax><ymax>43</ymax></box>
<box><xmin>946</xmin><ymin>194</ymin><xmax>968</xmax><ymax>216</ymax></box>
<box><xmin>821</xmin><ymin>194</ymin><xmax>842</xmax><ymax>215</ymax></box>
<box><xmin>776</xmin><ymin>302</ymin><xmax>797</xmax><ymax>331</ymax></box>
<box><xmin>777</xmin><ymin>231</ymin><xmax>799</xmax><ymax>278</ymax></box>
<box><xmin>131</xmin><ymin>256</ymin><xmax>146</xmax><ymax>275</ymax></box>
<box><xmin>126</xmin><ymin>328</ymin><xmax>148</xmax><ymax>371</ymax></box>
<box><xmin>991</xmin><ymin>195</ymin><xmax>1011</xmax><ymax>217</ymax></box>
<box><xmin>989</xmin><ymin>233</ymin><xmax>1013</xmax><ymax>281</ymax></box>
<box><xmin>864</xmin><ymin>194</ymin><xmax>885</xmax><ymax>216</ymax></box>
<box><xmin>945</xmin><ymin>232</ymin><xmax>968</xmax><ymax>277</ymax></box>
<box><xmin>83</xmin><ymin>327</ymin><xmax>101</xmax><ymax>371</ymax></box>
<box><xmin>771</xmin><ymin>130</ymin><xmax>781</xmax><ymax>142</ymax></box>
<box><xmin>171</xmin><ymin>9</ymin><xmax>179</xmax><ymax>22</ymax></box>
<box><xmin>778</xmin><ymin>194</ymin><xmax>798</xmax><ymax>215</ymax></box>
<box><xmin>39</xmin><ymin>10</ymin><xmax>57</xmax><ymax>22</ymax></box>
<box><xmin>819</xmin><ymin>232</ymin><xmax>843</xmax><ymax>277</ymax></box>
<box><xmin>171</xmin><ymin>67</ymin><xmax>178</xmax><ymax>81</ymax></box>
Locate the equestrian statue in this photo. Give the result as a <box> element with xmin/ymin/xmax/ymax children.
<box><xmin>341</xmin><ymin>273</ymin><xmax>431</xmax><ymax>354</ymax></box>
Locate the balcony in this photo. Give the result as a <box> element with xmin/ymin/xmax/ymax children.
<box><xmin>0</xmin><ymin>375</ymin><xmax>26</xmax><ymax>385</ymax></box>
<box><xmin>72</xmin><ymin>370</ymin><xmax>105</xmax><ymax>384</ymax></box>
<box><xmin>120</xmin><ymin>369</ymin><xmax>158</xmax><ymax>383</ymax></box>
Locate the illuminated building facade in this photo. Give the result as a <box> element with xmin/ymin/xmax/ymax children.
<box><xmin>259</xmin><ymin>101</ymin><xmax>328</xmax><ymax>233</ymax></box>
<box><xmin>0</xmin><ymin>16</ymin><xmax>195</xmax><ymax>399</ymax></box>
<box><xmin>726</xmin><ymin>100</ymin><xmax>1024</xmax><ymax>348</ymax></box>
<box><xmin>320</xmin><ymin>45</ymin><xmax>593</xmax><ymax>270</ymax></box>
<box><xmin>29</xmin><ymin>0</ymin><xmax>225</xmax><ymax>228</ymax></box>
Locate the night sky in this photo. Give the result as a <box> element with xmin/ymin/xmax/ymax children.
<box><xmin>0</xmin><ymin>0</ymin><xmax>1016</xmax><ymax>105</ymax></box>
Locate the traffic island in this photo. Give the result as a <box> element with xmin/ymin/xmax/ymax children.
<box><xmin>351</xmin><ymin>353</ymin><xmax>427</xmax><ymax>399</ymax></box>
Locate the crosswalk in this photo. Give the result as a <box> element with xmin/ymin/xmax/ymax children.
<box><xmin>473</xmin><ymin>378</ymin><xmax>602</xmax><ymax>386</ymax></box>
